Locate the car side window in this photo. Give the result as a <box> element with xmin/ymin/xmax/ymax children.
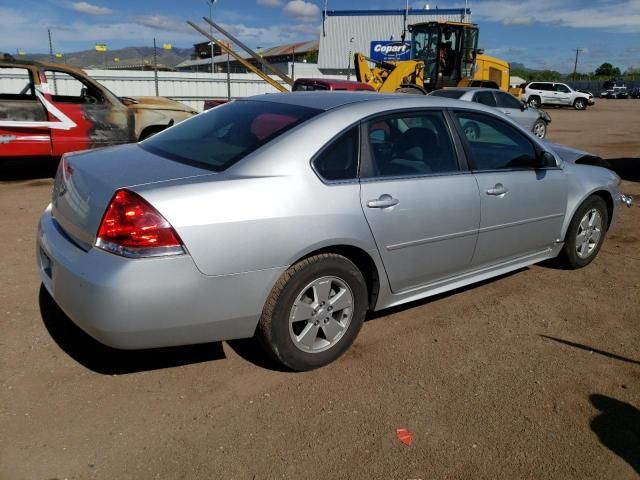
<box><xmin>0</xmin><ymin>67</ymin><xmax>35</xmax><ymax>99</ymax></box>
<box><xmin>555</xmin><ymin>84</ymin><xmax>570</xmax><ymax>93</ymax></box>
<box><xmin>529</xmin><ymin>83</ymin><xmax>540</xmax><ymax>90</ymax></box>
<box><xmin>363</xmin><ymin>111</ymin><xmax>459</xmax><ymax>178</ymax></box>
<box><xmin>0</xmin><ymin>67</ymin><xmax>48</xmax><ymax>123</ymax></box>
<box><xmin>454</xmin><ymin>112</ymin><xmax>538</xmax><ymax>170</ymax></box>
<box><xmin>473</xmin><ymin>91</ymin><xmax>497</xmax><ymax>107</ymax></box>
<box><xmin>495</xmin><ymin>92</ymin><xmax>523</xmax><ymax>109</ymax></box>
<box><xmin>312</xmin><ymin>127</ymin><xmax>359</xmax><ymax>181</ymax></box>
<box><xmin>44</xmin><ymin>70</ymin><xmax>105</xmax><ymax>104</ymax></box>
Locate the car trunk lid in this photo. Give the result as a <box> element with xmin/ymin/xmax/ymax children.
<box><xmin>51</xmin><ymin>143</ymin><xmax>214</xmax><ymax>250</ymax></box>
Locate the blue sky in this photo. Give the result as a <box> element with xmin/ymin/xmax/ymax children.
<box><xmin>0</xmin><ymin>0</ymin><xmax>638</xmax><ymax>72</ymax></box>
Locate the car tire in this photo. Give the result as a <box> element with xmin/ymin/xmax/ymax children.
<box><xmin>532</xmin><ymin>119</ymin><xmax>547</xmax><ymax>138</ymax></box>
<box><xmin>574</xmin><ymin>98</ymin><xmax>587</xmax><ymax>110</ymax></box>
<box><xmin>256</xmin><ymin>254</ymin><xmax>368</xmax><ymax>371</ymax></box>
<box><xmin>560</xmin><ymin>196</ymin><xmax>608</xmax><ymax>269</ymax></box>
<box><xmin>528</xmin><ymin>96</ymin><xmax>541</xmax><ymax>108</ymax></box>
<box><xmin>462</xmin><ymin>121</ymin><xmax>481</xmax><ymax>140</ymax></box>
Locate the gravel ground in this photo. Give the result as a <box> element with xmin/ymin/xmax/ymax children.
<box><xmin>1</xmin><ymin>99</ymin><xmax>639</xmax><ymax>480</ymax></box>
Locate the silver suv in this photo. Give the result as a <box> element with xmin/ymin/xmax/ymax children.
<box><xmin>523</xmin><ymin>82</ymin><xmax>593</xmax><ymax>110</ymax></box>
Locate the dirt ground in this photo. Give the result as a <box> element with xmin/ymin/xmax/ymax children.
<box><xmin>1</xmin><ymin>100</ymin><xmax>639</xmax><ymax>480</ymax></box>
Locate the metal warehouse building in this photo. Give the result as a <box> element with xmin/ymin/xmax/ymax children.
<box><xmin>318</xmin><ymin>8</ymin><xmax>471</xmax><ymax>74</ymax></box>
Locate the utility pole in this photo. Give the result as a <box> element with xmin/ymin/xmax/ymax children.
<box><xmin>573</xmin><ymin>48</ymin><xmax>582</xmax><ymax>79</ymax></box>
<box><xmin>226</xmin><ymin>50</ymin><xmax>231</xmax><ymax>99</ymax></box>
<box><xmin>347</xmin><ymin>37</ymin><xmax>354</xmax><ymax>80</ymax></box>
<box><xmin>48</xmin><ymin>28</ymin><xmax>58</xmax><ymax>93</ymax></box>
<box><xmin>291</xmin><ymin>46</ymin><xmax>295</xmax><ymax>82</ymax></box>
<box><xmin>47</xmin><ymin>29</ymin><xmax>54</xmax><ymax>62</ymax></box>
<box><xmin>153</xmin><ymin>37</ymin><xmax>159</xmax><ymax>96</ymax></box>
<box><xmin>207</xmin><ymin>0</ymin><xmax>217</xmax><ymax>73</ymax></box>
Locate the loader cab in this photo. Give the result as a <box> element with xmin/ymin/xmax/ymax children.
<box><xmin>410</xmin><ymin>22</ymin><xmax>479</xmax><ymax>90</ymax></box>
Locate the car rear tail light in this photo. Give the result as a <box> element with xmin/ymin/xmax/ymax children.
<box><xmin>96</xmin><ymin>189</ymin><xmax>185</xmax><ymax>258</ymax></box>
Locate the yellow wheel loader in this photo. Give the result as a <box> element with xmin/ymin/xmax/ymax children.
<box><xmin>355</xmin><ymin>21</ymin><xmax>512</xmax><ymax>95</ymax></box>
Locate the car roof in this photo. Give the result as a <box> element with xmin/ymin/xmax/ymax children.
<box><xmin>0</xmin><ymin>56</ymin><xmax>87</xmax><ymax>76</ymax></box>
<box><xmin>433</xmin><ymin>87</ymin><xmax>500</xmax><ymax>93</ymax></box>
<box><xmin>243</xmin><ymin>91</ymin><xmax>492</xmax><ymax>112</ymax></box>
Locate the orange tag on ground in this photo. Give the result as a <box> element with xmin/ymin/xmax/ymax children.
<box><xmin>396</xmin><ymin>428</ymin><xmax>413</xmax><ymax>446</ymax></box>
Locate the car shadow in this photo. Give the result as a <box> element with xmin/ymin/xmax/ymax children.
<box><xmin>365</xmin><ymin>267</ymin><xmax>526</xmax><ymax>322</ymax></box>
<box><xmin>39</xmin><ymin>286</ymin><xmax>226</xmax><ymax>375</ymax></box>
<box><xmin>605</xmin><ymin>158</ymin><xmax>640</xmax><ymax>182</ymax></box>
<box><xmin>0</xmin><ymin>157</ymin><xmax>59</xmax><ymax>181</ymax></box>
<box><xmin>589</xmin><ymin>394</ymin><xmax>640</xmax><ymax>475</ymax></box>
<box><xmin>226</xmin><ymin>338</ymin><xmax>291</xmax><ymax>372</ymax></box>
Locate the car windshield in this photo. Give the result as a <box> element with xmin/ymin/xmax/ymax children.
<box><xmin>429</xmin><ymin>90</ymin><xmax>465</xmax><ymax>99</ymax></box>
<box><xmin>141</xmin><ymin>100</ymin><xmax>322</xmax><ymax>171</ymax></box>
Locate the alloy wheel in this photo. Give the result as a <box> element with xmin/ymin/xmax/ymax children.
<box><xmin>288</xmin><ymin>276</ymin><xmax>354</xmax><ymax>353</ymax></box>
<box><xmin>575</xmin><ymin>208</ymin><xmax>603</xmax><ymax>259</ymax></box>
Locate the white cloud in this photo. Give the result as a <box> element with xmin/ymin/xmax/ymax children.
<box><xmin>289</xmin><ymin>23</ymin><xmax>318</xmax><ymax>35</ymax></box>
<box><xmin>71</xmin><ymin>2</ymin><xmax>112</xmax><ymax>16</ymax></box>
<box><xmin>257</xmin><ymin>0</ymin><xmax>283</xmax><ymax>6</ymax></box>
<box><xmin>135</xmin><ymin>15</ymin><xmax>193</xmax><ymax>34</ymax></box>
<box><xmin>474</xmin><ymin>0</ymin><xmax>640</xmax><ymax>32</ymax></box>
<box><xmin>283</xmin><ymin>1</ymin><xmax>320</xmax><ymax>21</ymax></box>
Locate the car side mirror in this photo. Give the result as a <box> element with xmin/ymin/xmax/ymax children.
<box><xmin>536</xmin><ymin>151</ymin><xmax>557</xmax><ymax>168</ymax></box>
<box><xmin>521</xmin><ymin>102</ymin><xmax>528</xmax><ymax>111</ymax></box>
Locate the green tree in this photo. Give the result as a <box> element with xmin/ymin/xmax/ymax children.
<box><xmin>595</xmin><ymin>62</ymin><xmax>621</xmax><ymax>77</ymax></box>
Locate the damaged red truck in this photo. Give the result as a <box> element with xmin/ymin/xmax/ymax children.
<box><xmin>0</xmin><ymin>58</ymin><xmax>197</xmax><ymax>160</ymax></box>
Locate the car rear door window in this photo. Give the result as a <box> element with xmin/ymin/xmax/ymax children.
<box><xmin>494</xmin><ymin>92</ymin><xmax>523</xmax><ymax>109</ymax></box>
<box><xmin>429</xmin><ymin>90</ymin><xmax>465</xmax><ymax>99</ymax></box>
<box><xmin>0</xmin><ymin>66</ymin><xmax>47</xmax><ymax>122</ymax></box>
<box><xmin>313</xmin><ymin>127</ymin><xmax>359</xmax><ymax>181</ymax></box>
<box><xmin>473</xmin><ymin>91</ymin><xmax>497</xmax><ymax>107</ymax></box>
<box><xmin>0</xmin><ymin>67</ymin><xmax>36</xmax><ymax>99</ymax></box>
<box><xmin>142</xmin><ymin>100</ymin><xmax>322</xmax><ymax>171</ymax></box>
<box><xmin>363</xmin><ymin>111</ymin><xmax>459</xmax><ymax>178</ymax></box>
<box><xmin>454</xmin><ymin>111</ymin><xmax>538</xmax><ymax>170</ymax></box>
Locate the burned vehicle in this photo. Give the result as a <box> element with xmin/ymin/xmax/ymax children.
<box><xmin>0</xmin><ymin>57</ymin><xmax>197</xmax><ymax>160</ymax></box>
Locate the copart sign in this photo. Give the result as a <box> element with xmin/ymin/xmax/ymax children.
<box><xmin>369</xmin><ymin>41</ymin><xmax>411</xmax><ymax>62</ymax></box>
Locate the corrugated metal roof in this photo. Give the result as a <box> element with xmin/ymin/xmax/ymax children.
<box><xmin>318</xmin><ymin>8</ymin><xmax>470</xmax><ymax>71</ymax></box>
<box><xmin>176</xmin><ymin>40</ymin><xmax>319</xmax><ymax>69</ymax></box>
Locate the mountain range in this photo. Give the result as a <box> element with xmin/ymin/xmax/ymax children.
<box><xmin>15</xmin><ymin>46</ymin><xmax>193</xmax><ymax>69</ymax></box>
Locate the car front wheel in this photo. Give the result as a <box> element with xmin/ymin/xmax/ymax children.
<box><xmin>560</xmin><ymin>196</ymin><xmax>608</xmax><ymax>269</ymax></box>
<box><xmin>532</xmin><ymin>119</ymin><xmax>547</xmax><ymax>138</ymax></box>
<box><xmin>257</xmin><ymin>254</ymin><xmax>368</xmax><ymax>371</ymax></box>
<box><xmin>574</xmin><ymin>98</ymin><xmax>587</xmax><ymax>110</ymax></box>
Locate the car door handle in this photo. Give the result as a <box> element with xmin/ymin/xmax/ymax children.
<box><xmin>367</xmin><ymin>194</ymin><xmax>399</xmax><ymax>208</ymax></box>
<box><xmin>486</xmin><ymin>183</ymin><xmax>508</xmax><ymax>196</ymax></box>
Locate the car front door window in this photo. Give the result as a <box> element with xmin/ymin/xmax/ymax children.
<box><xmin>454</xmin><ymin>111</ymin><xmax>537</xmax><ymax>170</ymax></box>
<box><xmin>473</xmin><ymin>91</ymin><xmax>497</xmax><ymax>107</ymax></box>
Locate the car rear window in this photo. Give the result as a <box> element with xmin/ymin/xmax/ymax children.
<box><xmin>429</xmin><ymin>90</ymin><xmax>465</xmax><ymax>99</ymax></box>
<box><xmin>141</xmin><ymin>100</ymin><xmax>322</xmax><ymax>171</ymax></box>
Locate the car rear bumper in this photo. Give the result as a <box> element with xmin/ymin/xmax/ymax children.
<box><xmin>37</xmin><ymin>204</ymin><xmax>282</xmax><ymax>350</ymax></box>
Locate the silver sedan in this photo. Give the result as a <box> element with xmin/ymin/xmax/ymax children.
<box><xmin>37</xmin><ymin>92</ymin><xmax>631</xmax><ymax>371</ymax></box>
<box><xmin>429</xmin><ymin>87</ymin><xmax>552</xmax><ymax>139</ymax></box>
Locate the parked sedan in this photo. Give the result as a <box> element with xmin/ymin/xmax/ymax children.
<box><xmin>37</xmin><ymin>93</ymin><xmax>632</xmax><ymax>371</ymax></box>
<box><xmin>429</xmin><ymin>87</ymin><xmax>551</xmax><ymax>138</ymax></box>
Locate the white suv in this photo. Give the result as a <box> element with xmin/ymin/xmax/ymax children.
<box><xmin>523</xmin><ymin>82</ymin><xmax>593</xmax><ymax>110</ymax></box>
